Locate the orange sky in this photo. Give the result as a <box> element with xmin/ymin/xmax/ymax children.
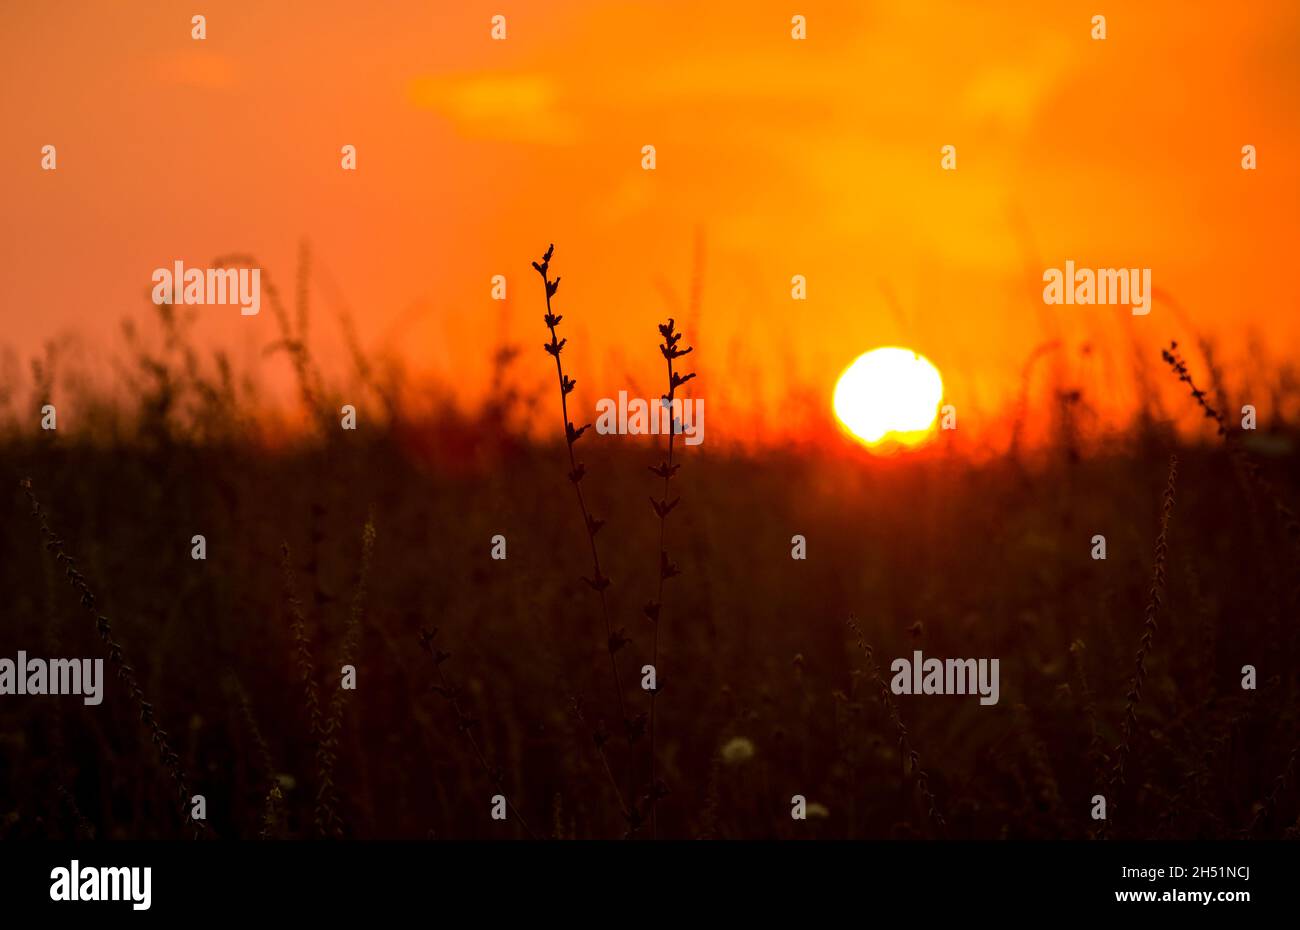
<box><xmin>2</xmin><ymin>1</ymin><xmax>1297</xmax><ymax>445</ymax></box>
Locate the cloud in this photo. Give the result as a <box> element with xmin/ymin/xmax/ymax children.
<box><xmin>408</xmin><ymin>72</ymin><xmax>577</xmax><ymax>143</ymax></box>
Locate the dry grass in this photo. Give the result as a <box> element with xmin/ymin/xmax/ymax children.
<box><xmin>535</xmin><ymin>244</ymin><xmax>644</xmax><ymax>833</ymax></box>
<box><xmin>20</xmin><ymin>480</ymin><xmax>205</xmax><ymax>838</ymax></box>
<box><xmin>645</xmin><ymin>315</ymin><xmax>696</xmax><ymax>836</ymax></box>
<box><xmin>846</xmin><ymin>617</ymin><xmax>946</xmax><ymax>836</ymax></box>
<box><xmin>1</xmin><ymin>264</ymin><xmax>1297</xmax><ymax>840</ymax></box>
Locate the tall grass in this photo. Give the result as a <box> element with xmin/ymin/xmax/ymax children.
<box><xmin>534</xmin><ymin>243</ymin><xmax>643</xmax><ymax>832</ymax></box>
<box><xmin>846</xmin><ymin>616</ymin><xmax>946</xmax><ymax>837</ymax></box>
<box><xmin>419</xmin><ymin>627</ymin><xmax>539</xmax><ymax>839</ymax></box>
<box><xmin>22</xmin><ymin>479</ymin><xmax>205</xmax><ymax>838</ymax></box>
<box><xmin>1103</xmin><ymin>454</ymin><xmax>1177</xmax><ymax>836</ymax></box>
<box><xmin>645</xmin><ymin>316</ymin><xmax>695</xmax><ymax>836</ymax></box>
<box><xmin>4</xmin><ymin>275</ymin><xmax>1298</xmax><ymax>840</ymax></box>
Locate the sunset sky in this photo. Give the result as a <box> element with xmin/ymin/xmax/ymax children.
<box><xmin>2</xmin><ymin>1</ymin><xmax>1297</xmax><ymax>445</ymax></box>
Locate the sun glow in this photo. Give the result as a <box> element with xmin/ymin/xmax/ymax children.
<box><xmin>833</xmin><ymin>347</ymin><xmax>944</xmax><ymax>450</ymax></box>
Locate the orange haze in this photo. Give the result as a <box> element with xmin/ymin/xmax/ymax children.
<box><xmin>2</xmin><ymin>1</ymin><xmax>1298</xmax><ymax>446</ymax></box>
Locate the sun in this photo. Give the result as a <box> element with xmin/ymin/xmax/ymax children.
<box><xmin>833</xmin><ymin>347</ymin><xmax>944</xmax><ymax>450</ymax></box>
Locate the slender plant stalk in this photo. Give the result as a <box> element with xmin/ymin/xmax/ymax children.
<box><xmin>1163</xmin><ymin>342</ymin><xmax>1300</xmax><ymax>561</ymax></box>
<box><xmin>645</xmin><ymin>317</ymin><xmax>695</xmax><ymax>837</ymax></box>
<box><xmin>313</xmin><ymin>514</ymin><xmax>376</xmax><ymax>838</ymax></box>
<box><xmin>1103</xmin><ymin>453</ymin><xmax>1178</xmax><ymax>836</ymax></box>
<box><xmin>568</xmin><ymin>694</ymin><xmax>637</xmax><ymax>837</ymax></box>
<box><xmin>1245</xmin><ymin>739</ymin><xmax>1300</xmax><ymax>837</ymax></box>
<box><xmin>846</xmin><ymin>616</ymin><xmax>946</xmax><ymax>836</ymax></box>
<box><xmin>213</xmin><ymin>252</ymin><xmax>327</xmax><ymax>432</ymax></box>
<box><xmin>420</xmin><ymin>627</ymin><xmax>539</xmax><ymax>839</ymax></box>
<box><xmin>22</xmin><ymin>479</ymin><xmax>205</xmax><ymax>838</ymax></box>
<box><xmin>280</xmin><ymin>542</ymin><xmax>342</xmax><ymax>838</ymax></box>
<box><xmin>533</xmin><ymin>243</ymin><xmax>643</xmax><ymax>829</ymax></box>
<box><xmin>1068</xmin><ymin>640</ymin><xmax>1109</xmax><ymax>822</ymax></box>
<box><xmin>229</xmin><ymin>677</ymin><xmax>284</xmax><ymax>840</ymax></box>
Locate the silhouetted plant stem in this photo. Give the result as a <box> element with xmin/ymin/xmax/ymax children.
<box><xmin>533</xmin><ymin>244</ymin><xmax>643</xmax><ymax>830</ymax></box>
<box><xmin>1103</xmin><ymin>453</ymin><xmax>1178</xmax><ymax>837</ymax></box>
<box><xmin>1245</xmin><ymin>739</ymin><xmax>1300</xmax><ymax>837</ymax></box>
<box><xmin>846</xmin><ymin>616</ymin><xmax>946</xmax><ymax>836</ymax></box>
<box><xmin>420</xmin><ymin>628</ymin><xmax>538</xmax><ymax>839</ymax></box>
<box><xmin>280</xmin><ymin>542</ymin><xmax>341</xmax><ymax>837</ymax></box>
<box><xmin>568</xmin><ymin>694</ymin><xmax>637</xmax><ymax>838</ymax></box>
<box><xmin>1163</xmin><ymin>342</ymin><xmax>1300</xmax><ymax>570</ymax></box>
<box><xmin>22</xmin><ymin>478</ymin><xmax>205</xmax><ymax>838</ymax></box>
<box><xmin>645</xmin><ymin>317</ymin><xmax>695</xmax><ymax>837</ymax></box>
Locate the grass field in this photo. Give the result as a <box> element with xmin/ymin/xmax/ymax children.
<box><xmin>3</xmin><ymin>288</ymin><xmax>1297</xmax><ymax>841</ymax></box>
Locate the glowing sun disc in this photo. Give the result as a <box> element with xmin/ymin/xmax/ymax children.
<box><xmin>833</xmin><ymin>347</ymin><xmax>944</xmax><ymax>449</ymax></box>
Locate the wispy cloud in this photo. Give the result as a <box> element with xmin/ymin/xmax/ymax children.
<box><xmin>408</xmin><ymin>72</ymin><xmax>577</xmax><ymax>143</ymax></box>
